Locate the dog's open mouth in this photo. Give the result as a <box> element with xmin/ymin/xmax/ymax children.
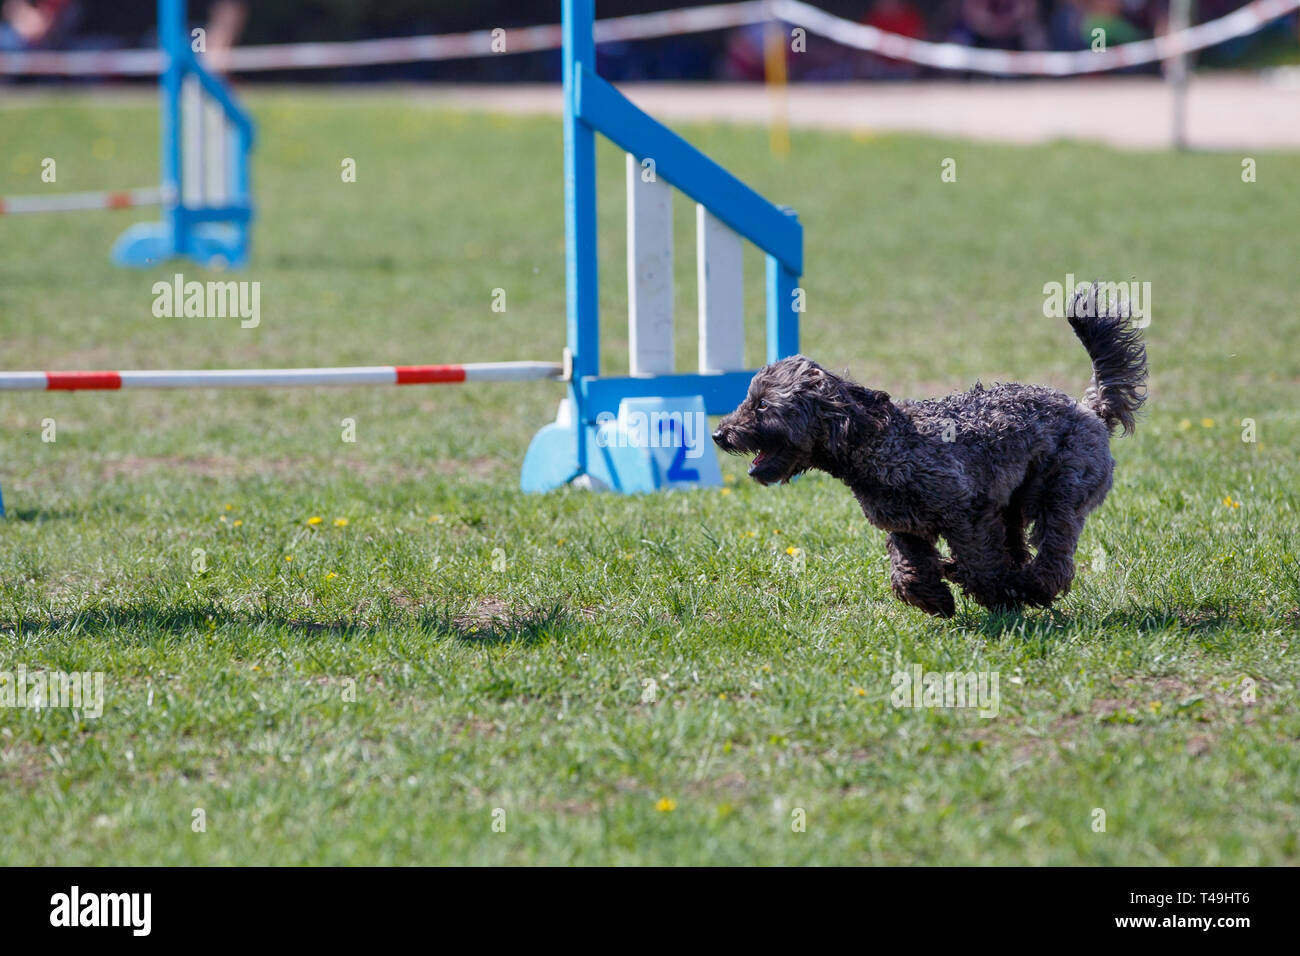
<box><xmin>748</xmin><ymin>449</ymin><xmax>794</xmax><ymax>484</ymax></box>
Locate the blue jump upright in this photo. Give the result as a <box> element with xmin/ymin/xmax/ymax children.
<box><xmin>113</xmin><ymin>0</ymin><xmax>255</xmax><ymax>268</ymax></box>
<box><xmin>521</xmin><ymin>0</ymin><xmax>803</xmax><ymax>494</ymax></box>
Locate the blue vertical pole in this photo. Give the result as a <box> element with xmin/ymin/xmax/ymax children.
<box><xmin>765</xmin><ymin>251</ymin><xmax>800</xmax><ymax>364</ymax></box>
<box><xmin>160</xmin><ymin>0</ymin><xmax>186</xmax><ymax>259</ymax></box>
<box><xmin>231</xmin><ymin>122</ymin><xmax>252</xmax><ymax>265</ymax></box>
<box><xmin>563</xmin><ymin>0</ymin><xmax>598</xmax><ymax>473</ymax></box>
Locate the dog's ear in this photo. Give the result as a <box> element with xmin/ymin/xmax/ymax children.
<box><xmin>826</xmin><ymin>383</ymin><xmax>892</xmax><ymax>458</ymax></box>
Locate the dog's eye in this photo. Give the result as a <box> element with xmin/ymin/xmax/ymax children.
<box><xmin>757</xmin><ymin>399</ymin><xmax>769</xmax><ymax>411</ymax></box>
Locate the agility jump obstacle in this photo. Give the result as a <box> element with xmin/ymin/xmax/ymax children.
<box><xmin>0</xmin><ymin>0</ymin><xmax>254</xmax><ymax>268</ymax></box>
<box><xmin>0</xmin><ymin>0</ymin><xmax>799</xmax><ymax>512</ymax></box>
<box><xmin>520</xmin><ymin>0</ymin><xmax>801</xmax><ymax>494</ymax></box>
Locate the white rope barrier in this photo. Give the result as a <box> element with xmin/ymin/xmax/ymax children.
<box><xmin>774</xmin><ymin>0</ymin><xmax>1300</xmax><ymax>76</ymax></box>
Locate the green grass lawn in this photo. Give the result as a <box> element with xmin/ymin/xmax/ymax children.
<box><xmin>0</xmin><ymin>90</ymin><xmax>1297</xmax><ymax>865</ymax></box>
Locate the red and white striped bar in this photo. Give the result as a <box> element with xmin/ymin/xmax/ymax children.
<box><xmin>0</xmin><ymin>1</ymin><xmax>770</xmax><ymax>76</ymax></box>
<box><xmin>0</xmin><ymin>362</ymin><xmax>563</xmax><ymax>391</ymax></box>
<box><xmin>0</xmin><ymin>187</ymin><xmax>162</xmax><ymax>216</ymax></box>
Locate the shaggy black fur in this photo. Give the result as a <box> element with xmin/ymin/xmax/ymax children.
<box><xmin>713</xmin><ymin>284</ymin><xmax>1148</xmax><ymax>617</ymax></box>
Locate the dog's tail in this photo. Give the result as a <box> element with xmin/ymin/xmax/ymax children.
<box><xmin>1067</xmin><ymin>283</ymin><xmax>1148</xmax><ymax>436</ymax></box>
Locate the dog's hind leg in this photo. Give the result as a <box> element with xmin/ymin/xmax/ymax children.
<box><xmin>1013</xmin><ymin>511</ymin><xmax>1082</xmax><ymax>607</ymax></box>
<box><xmin>1014</xmin><ymin>467</ymin><xmax>1110</xmax><ymax>606</ymax></box>
<box><xmin>887</xmin><ymin>533</ymin><xmax>955</xmax><ymax>618</ymax></box>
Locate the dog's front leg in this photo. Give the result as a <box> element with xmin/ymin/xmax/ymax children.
<box><xmin>886</xmin><ymin>533</ymin><xmax>955</xmax><ymax>618</ymax></box>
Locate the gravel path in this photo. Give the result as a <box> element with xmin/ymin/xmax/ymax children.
<box><xmin>412</xmin><ymin>72</ymin><xmax>1300</xmax><ymax>151</ymax></box>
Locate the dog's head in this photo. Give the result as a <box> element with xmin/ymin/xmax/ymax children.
<box><xmin>712</xmin><ymin>355</ymin><xmax>892</xmax><ymax>485</ymax></box>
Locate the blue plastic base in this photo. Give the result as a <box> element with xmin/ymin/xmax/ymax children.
<box><xmin>522</xmin><ymin>395</ymin><xmax>722</xmax><ymax>494</ymax></box>
<box><xmin>112</xmin><ymin>221</ymin><xmax>249</xmax><ymax>269</ymax></box>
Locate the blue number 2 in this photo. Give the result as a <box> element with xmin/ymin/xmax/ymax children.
<box><xmin>659</xmin><ymin>419</ymin><xmax>699</xmax><ymax>483</ymax></box>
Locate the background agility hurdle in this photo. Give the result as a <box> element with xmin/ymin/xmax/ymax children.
<box><xmin>113</xmin><ymin>0</ymin><xmax>255</xmax><ymax>269</ymax></box>
<box><xmin>0</xmin><ymin>0</ymin><xmax>254</xmax><ymax>269</ymax></box>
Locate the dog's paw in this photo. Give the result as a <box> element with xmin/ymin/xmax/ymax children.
<box><xmin>891</xmin><ymin>574</ymin><xmax>956</xmax><ymax>618</ymax></box>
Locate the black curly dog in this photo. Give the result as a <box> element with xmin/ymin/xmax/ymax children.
<box><xmin>713</xmin><ymin>285</ymin><xmax>1147</xmax><ymax>617</ymax></box>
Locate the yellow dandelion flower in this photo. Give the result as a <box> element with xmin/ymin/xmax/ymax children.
<box><xmin>325</xmin><ymin>572</ymin><xmax>338</xmax><ymax>581</ymax></box>
<box><xmin>743</xmin><ymin>530</ymin><xmax>757</xmax><ymax>538</ymax></box>
<box><xmin>655</xmin><ymin>798</ymin><xmax>677</xmax><ymax>813</ymax></box>
<box><xmin>786</xmin><ymin>546</ymin><xmax>801</xmax><ymax>556</ymax></box>
<box><xmin>772</xmin><ymin>529</ymin><xmax>782</xmax><ymax>535</ymax></box>
<box><xmin>718</xmin><ymin>692</ymin><xmax>728</xmax><ymax>700</ymax></box>
<box><xmin>854</xmin><ymin>687</ymin><xmax>867</xmax><ymax>697</ymax></box>
<box><xmin>225</xmin><ymin>503</ymin><xmax>234</xmax><ymax>511</ymax></box>
<box><xmin>233</xmin><ymin>519</ymin><xmax>242</xmax><ymax>527</ymax></box>
<box><xmin>428</xmin><ymin>514</ymin><xmax>444</xmax><ymax>524</ymax></box>
<box><xmin>720</xmin><ymin>487</ymin><xmax>732</xmax><ymax>496</ymax></box>
<box><xmin>333</xmin><ymin>517</ymin><xmax>348</xmax><ymax>527</ymax></box>
<box><xmin>1200</xmin><ymin>418</ymin><xmax>1215</xmax><ymax>428</ymax></box>
<box><xmin>284</xmin><ymin>555</ymin><xmax>293</xmax><ymax>562</ymax></box>
<box><xmin>307</xmin><ymin>516</ymin><xmax>323</xmax><ymax>526</ymax></box>
<box><xmin>1178</xmin><ymin>419</ymin><xmax>1192</xmax><ymax>431</ymax></box>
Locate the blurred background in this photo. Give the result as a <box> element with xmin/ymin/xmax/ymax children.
<box><xmin>2</xmin><ymin>0</ymin><xmax>1297</xmax><ymax>81</ymax></box>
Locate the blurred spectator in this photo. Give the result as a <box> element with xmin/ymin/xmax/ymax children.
<box><xmin>948</xmin><ymin>0</ymin><xmax>1048</xmax><ymax>50</ymax></box>
<box><xmin>861</xmin><ymin>0</ymin><xmax>928</xmax><ymax>78</ymax></box>
<box><xmin>203</xmin><ymin>0</ymin><xmax>248</xmax><ymax>74</ymax></box>
<box><xmin>1081</xmin><ymin>0</ymin><xmax>1148</xmax><ymax>48</ymax></box>
<box><xmin>721</xmin><ymin>22</ymin><xmax>768</xmax><ymax>81</ymax></box>
<box><xmin>0</xmin><ymin>0</ymin><xmax>72</xmax><ymax>51</ymax></box>
<box><xmin>1048</xmin><ymin>0</ymin><xmax>1090</xmax><ymax>49</ymax></box>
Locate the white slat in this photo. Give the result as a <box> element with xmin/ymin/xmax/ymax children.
<box><xmin>696</xmin><ymin>205</ymin><xmax>744</xmax><ymax>373</ymax></box>
<box><xmin>181</xmin><ymin>76</ymin><xmax>204</xmax><ymax>206</ymax></box>
<box><xmin>626</xmin><ymin>153</ymin><xmax>674</xmax><ymax>377</ymax></box>
<box><xmin>204</xmin><ymin>99</ymin><xmax>228</xmax><ymax>204</ymax></box>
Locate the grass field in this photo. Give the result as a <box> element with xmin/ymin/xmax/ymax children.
<box><xmin>1</xmin><ymin>90</ymin><xmax>1297</xmax><ymax>865</ymax></box>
